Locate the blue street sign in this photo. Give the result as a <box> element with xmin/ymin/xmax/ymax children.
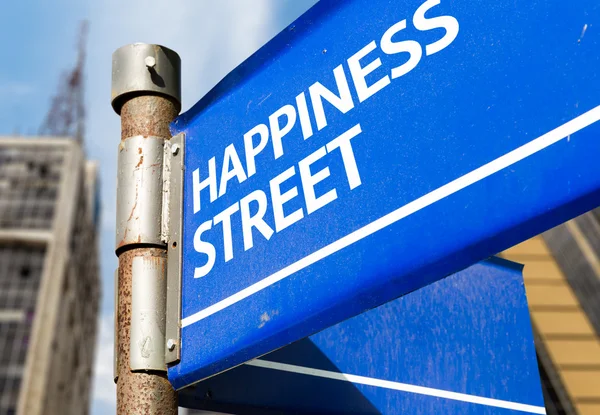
<box><xmin>180</xmin><ymin>259</ymin><xmax>546</xmax><ymax>414</ymax></box>
<box><xmin>168</xmin><ymin>0</ymin><xmax>600</xmax><ymax>388</ymax></box>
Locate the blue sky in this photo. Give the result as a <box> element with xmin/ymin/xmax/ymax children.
<box><xmin>0</xmin><ymin>1</ymin><xmax>317</xmax><ymax>413</ymax></box>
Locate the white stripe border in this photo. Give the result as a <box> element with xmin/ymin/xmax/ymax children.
<box><xmin>182</xmin><ymin>105</ymin><xmax>600</xmax><ymax>328</ymax></box>
<box><xmin>247</xmin><ymin>359</ymin><xmax>547</xmax><ymax>414</ymax></box>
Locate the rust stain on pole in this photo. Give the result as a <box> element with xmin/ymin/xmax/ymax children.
<box><xmin>121</xmin><ymin>96</ymin><xmax>178</xmax><ymax>141</ymax></box>
<box><xmin>116</xmin><ymin>94</ymin><xmax>178</xmax><ymax>414</ymax></box>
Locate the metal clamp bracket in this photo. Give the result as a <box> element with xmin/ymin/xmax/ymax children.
<box><xmin>164</xmin><ymin>133</ymin><xmax>184</xmax><ymax>364</ymax></box>
<box><xmin>116</xmin><ymin>135</ymin><xmax>166</xmax><ymax>250</ymax></box>
<box><xmin>130</xmin><ymin>255</ymin><xmax>168</xmax><ymax>371</ymax></box>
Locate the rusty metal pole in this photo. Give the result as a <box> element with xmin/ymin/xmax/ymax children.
<box><xmin>111</xmin><ymin>44</ymin><xmax>181</xmax><ymax>414</ymax></box>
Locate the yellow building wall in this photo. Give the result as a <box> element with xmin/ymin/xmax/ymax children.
<box><xmin>502</xmin><ymin>236</ymin><xmax>600</xmax><ymax>415</ymax></box>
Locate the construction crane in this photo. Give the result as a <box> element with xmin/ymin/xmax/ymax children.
<box><xmin>38</xmin><ymin>21</ymin><xmax>88</xmax><ymax>144</ymax></box>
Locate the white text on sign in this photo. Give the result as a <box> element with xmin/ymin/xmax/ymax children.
<box><xmin>191</xmin><ymin>0</ymin><xmax>459</xmax><ymax>278</ymax></box>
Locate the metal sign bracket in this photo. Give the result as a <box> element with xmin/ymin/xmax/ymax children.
<box><xmin>164</xmin><ymin>133</ymin><xmax>185</xmax><ymax>365</ymax></box>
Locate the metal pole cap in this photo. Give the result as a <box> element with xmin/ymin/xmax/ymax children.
<box><xmin>111</xmin><ymin>43</ymin><xmax>181</xmax><ymax>114</ymax></box>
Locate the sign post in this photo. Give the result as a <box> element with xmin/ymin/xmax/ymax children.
<box><xmin>111</xmin><ymin>43</ymin><xmax>181</xmax><ymax>414</ymax></box>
